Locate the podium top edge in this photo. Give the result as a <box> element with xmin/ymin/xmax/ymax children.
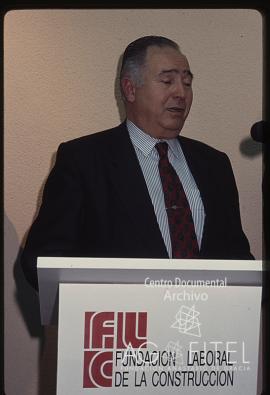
<box><xmin>37</xmin><ymin>257</ymin><xmax>262</xmax><ymax>271</ymax></box>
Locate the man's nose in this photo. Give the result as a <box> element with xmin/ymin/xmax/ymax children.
<box><xmin>174</xmin><ymin>79</ymin><xmax>186</xmax><ymax>98</ymax></box>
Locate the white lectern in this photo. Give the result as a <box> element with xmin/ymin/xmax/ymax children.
<box><xmin>38</xmin><ymin>258</ymin><xmax>262</xmax><ymax>394</ymax></box>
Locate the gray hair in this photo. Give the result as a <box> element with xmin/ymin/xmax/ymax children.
<box><xmin>120</xmin><ymin>35</ymin><xmax>180</xmax><ymax>97</ymax></box>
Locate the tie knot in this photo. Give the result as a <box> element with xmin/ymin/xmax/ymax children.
<box><xmin>155</xmin><ymin>142</ymin><xmax>168</xmax><ymax>159</ymax></box>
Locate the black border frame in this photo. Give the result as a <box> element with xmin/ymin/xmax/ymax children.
<box><xmin>1</xmin><ymin>1</ymin><xmax>269</xmax><ymax>394</ymax></box>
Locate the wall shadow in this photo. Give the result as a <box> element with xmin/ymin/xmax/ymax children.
<box><xmin>114</xmin><ymin>53</ymin><xmax>126</xmax><ymax>123</ymax></box>
<box><xmin>10</xmin><ymin>151</ymin><xmax>58</xmax><ymax>395</ymax></box>
<box><xmin>239</xmin><ymin>136</ymin><xmax>262</xmax><ymax>158</ymax></box>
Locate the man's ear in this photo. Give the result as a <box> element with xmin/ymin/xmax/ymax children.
<box><xmin>121</xmin><ymin>78</ymin><xmax>136</xmax><ymax>103</ymax></box>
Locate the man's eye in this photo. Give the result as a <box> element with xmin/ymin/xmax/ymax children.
<box><xmin>162</xmin><ymin>80</ymin><xmax>172</xmax><ymax>85</ymax></box>
<box><xmin>183</xmin><ymin>80</ymin><xmax>192</xmax><ymax>87</ymax></box>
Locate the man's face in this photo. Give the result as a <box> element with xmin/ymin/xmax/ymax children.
<box><xmin>125</xmin><ymin>46</ymin><xmax>193</xmax><ymax>139</ymax></box>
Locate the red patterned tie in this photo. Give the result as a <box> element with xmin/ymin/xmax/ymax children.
<box><xmin>156</xmin><ymin>142</ymin><xmax>199</xmax><ymax>258</ymax></box>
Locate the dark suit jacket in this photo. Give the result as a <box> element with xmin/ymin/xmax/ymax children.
<box><xmin>21</xmin><ymin>122</ymin><xmax>254</xmax><ymax>290</ymax></box>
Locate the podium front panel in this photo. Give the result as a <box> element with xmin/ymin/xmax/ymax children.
<box><xmin>57</xmin><ymin>283</ymin><xmax>261</xmax><ymax>394</ymax></box>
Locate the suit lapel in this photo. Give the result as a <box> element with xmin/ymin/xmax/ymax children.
<box><xmin>108</xmin><ymin>123</ymin><xmax>168</xmax><ymax>257</ymax></box>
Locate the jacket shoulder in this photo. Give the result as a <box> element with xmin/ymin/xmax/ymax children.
<box><xmin>59</xmin><ymin>123</ymin><xmax>126</xmax><ymax>152</ymax></box>
<box><xmin>179</xmin><ymin>135</ymin><xmax>228</xmax><ymax>160</ymax></box>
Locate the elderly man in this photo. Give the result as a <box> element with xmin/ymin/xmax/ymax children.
<box><xmin>21</xmin><ymin>35</ymin><xmax>253</xmax><ymax>290</ymax></box>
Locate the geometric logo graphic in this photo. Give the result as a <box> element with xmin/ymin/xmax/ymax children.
<box><xmin>165</xmin><ymin>340</ymin><xmax>184</xmax><ymax>366</ymax></box>
<box><xmin>171</xmin><ymin>305</ymin><xmax>201</xmax><ymax>337</ymax></box>
<box><xmin>83</xmin><ymin>351</ymin><xmax>113</xmax><ymax>388</ymax></box>
<box><xmin>83</xmin><ymin>311</ymin><xmax>147</xmax><ymax>388</ymax></box>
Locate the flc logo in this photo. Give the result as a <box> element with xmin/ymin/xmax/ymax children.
<box><xmin>83</xmin><ymin>311</ymin><xmax>147</xmax><ymax>388</ymax></box>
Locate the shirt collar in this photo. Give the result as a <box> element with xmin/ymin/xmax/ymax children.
<box><xmin>126</xmin><ymin>119</ymin><xmax>182</xmax><ymax>159</ymax></box>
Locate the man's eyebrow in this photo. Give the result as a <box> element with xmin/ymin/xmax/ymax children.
<box><xmin>159</xmin><ymin>69</ymin><xmax>194</xmax><ymax>79</ymax></box>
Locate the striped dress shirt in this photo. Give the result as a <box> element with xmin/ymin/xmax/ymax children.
<box><xmin>127</xmin><ymin>119</ymin><xmax>205</xmax><ymax>258</ymax></box>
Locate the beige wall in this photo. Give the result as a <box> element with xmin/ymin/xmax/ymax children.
<box><xmin>4</xmin><ymin>9</ymin><xmax>262</xmax><ymax>394</ymax></box>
